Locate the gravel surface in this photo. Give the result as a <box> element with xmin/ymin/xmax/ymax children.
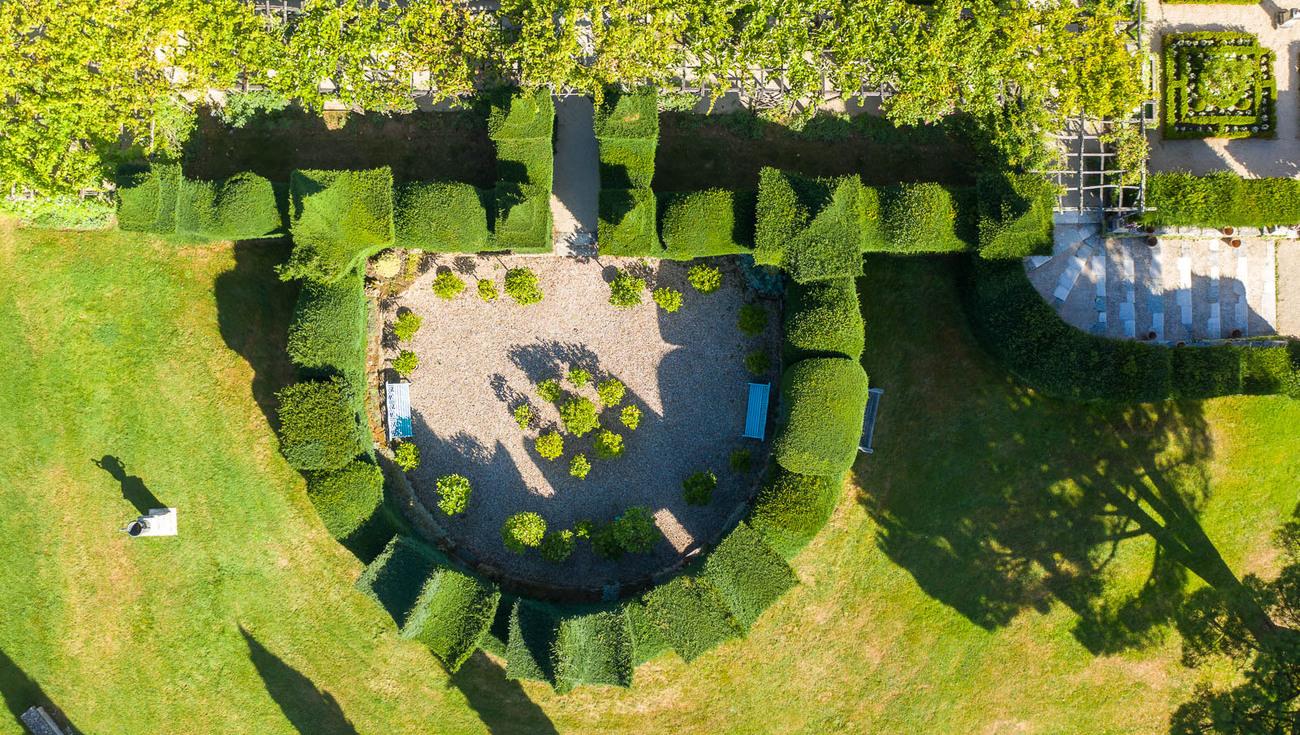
<box><xmin>384</xmin><ymin>255</ymin><xmax>778</xmax><ymax>589</ymax></box>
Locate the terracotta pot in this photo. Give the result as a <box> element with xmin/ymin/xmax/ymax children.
<box><xmin>1222</xmin><ymin>226</ymin><xmax>1235</xmax><ymax>236</ymax></box>
<box><xmin>1146</xmin><ymin>236</ymin><xmax>1158</xmax><ymax>247</ymax></box>
<box><xmin>1231</xmin><ymin>238</ymin><xmax>1242</xmax><ymax>248</ymax></box>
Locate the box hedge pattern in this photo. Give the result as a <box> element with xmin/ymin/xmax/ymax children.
<box><xmin>1164</xmin><ymin>32</ymin><xmax>1276</xmax><ymax>140</ymax></box>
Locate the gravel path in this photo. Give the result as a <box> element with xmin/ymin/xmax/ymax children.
<box><xmin>1278</xmin><ymin>243</ymin><xmax>1300</xmax><ymax>338</ymax></box>
<box><xmin>550</xmin><ymin>97</ymin><xmax>600</xmax><ymax>255</ymax></box>
<box><xmin>384</xmin><ymin>255</ymin><xmax>777</xmax><ymax>590</ymax></box>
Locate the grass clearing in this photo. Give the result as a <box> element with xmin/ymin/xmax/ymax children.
<box><xmin>0</xmin><ymin>227</ymin><xmax>1295</xmax><ymax>733</ymax></box>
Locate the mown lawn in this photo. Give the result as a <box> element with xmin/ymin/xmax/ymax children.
<box><xmin>0</xmin><ymin>225</ymin><xmax>1295</xmax><ymax>734</ymax></box>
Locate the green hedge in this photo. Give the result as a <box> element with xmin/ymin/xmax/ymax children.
<box><xmin>284</xmin><ymin>167</ymin><xmax>395</xmax><ymax>283</ymax></box>
<box><xmin>1163</xmin><ymin>32</ymin><xmax>1275</xmax><ymax>141</ymax></box>
<box><xmin>506</xmin><ymin>598</ymin><xmax>561</xmax><ymax>684</ymax></box>
<box><xmin>598</xmin><ymin>188</ymin><xmax>661</xmax><ymax>256</ymax></box>
<box><xmin>594</xmin><ymin>89</ymin><xmax>659</xmax><ymax>140</ymax></box>
<box><xmin>784</xmin><ymin>177</ymin><xmax>866</xmax><ymax>283</ymax></box>
<box><xmin>305</xmin><ymin>459</ymin><xmax>384</xmax><ymax>540</ymax></box>
<box><xmin>641</xmin><ymin>575</ymin><xmax>741</xmax><ymax>662</ymax></box>
<box><xmin>286</xmin><ymin>267</ymin><xmax>368</xmax><ymax>383</ymax></box>
<box><xmin>754</xmin><ymin>167</ymin><xmax>807</xmax><ymax>266</ymax></box>
<box><xmin>748</xmin><ymin>466</ymin><xmax>842</xmax><ymax>559</ymax></box>
<box><xmin>554</xmin><ymin>609</ymin><xmax>634</xmax><ymax>692</ymax></box>
<box><xmin>783</xmin><ymin>278</ymin><xmax>864</xmax><ymax>361</ymax></box>
<box><xmin>495</xmin><ymin>138</ymin><xmax>555</xmax><ymax>190</ymax></box>
<box><xmin>975</xmin><ymin>172</ymin><xmax>1056</xmax><ymax>259</ymax></box>
<box><xmin>490</xmin><ymin>91</ymin><xmax>555</xmax><ymax>253</ymax></box>
<box><xmin>964</xmin><ymin>259</ymin><xmax>1300</xmax><ymax>400</ymax></box>
<box><xmin>658</xmin><ymin>189</ymin><xmax>755</xmax><ymax>258</ymax></box>
<box><xmin>175</xmin><ymin>172</ymin><xmax>281</xmax><ymax>241</ymax></box>
<box><xmin>393</xmin><ymin>181</ymin><xmax>491</xmax><ymax>252</ymax></box>
<box><xmin>116</xmin><ymin>163</ymin><xmax>180</xmax><ymax>233</ymax></box>
<box><xmin>773</xmin><ymin>358</ymin><xmax>870</xmax><ymax>477</ymax></box>
<box><xmin>275</xmin><ymin>378</ymin><xmax>368</xmax><ymax>472</ymax></box>
<box><xmin>411</xmin><ymin>568</ymin><xmax>501</xmax><ymax>673</ymax></box>
<box><xmin>494</xmin><ymin>183</ymin><xmax>553</xmax><ymax>252</ymax></box>
<box><xmin>873</xmin><ymin>182</ymin><xmax>969</xmax><ymax>254</ymax></box>
<box><xmin>700</xmin><ymin>522</ymin><xmax>797</xmax><ymax>630</ymax></box>
<box><xmin>623</xmin><ymin>599</ymin><xmax>671</xmax><ymax>665</ymax></box>
<box><xmin>1141</xmin><ymin>172</ymin><xmax>1300</xmax><ymax>228</ymax></box>
<box><xmin>357</xmin><ymin>535</ymin><xmax>444</xmax><ymax>631</ymax></box>
<box><xmin>598</xmin><ymin>138</ymin><xmax>657</xmax><ymax>189</ymax></box>
<box><xmin>488</xmin><ymin>88</ymin><xmax>555</xmax><ymax>141</ymax></box>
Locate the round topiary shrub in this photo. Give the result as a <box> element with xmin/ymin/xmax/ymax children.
<box><xmin>536</xmin><ymin>431</ymin><xmax>564</xmax><ymax>461</ymax></box>
<box><xmin>687</xmin><ymin>263</ymin><xmax>723</xmax><ymax>293</ymax></box>
<box><xmin>505</xmin><ymin>267</ymin><xmax>543</xmax><ymax>305</ymax></box>
<box><xmin>652</xmin><ymin>287</ymin><xmax>683</xmax><ymax>313</ymax></box>
<box><xmin>432</xmin><ymin>271</ymin><xmax>466</xmax><ymax>299</ymax></box>
<box><xmin>738</xmin><ymin>303</ymin><xmax>768</xmax><ymax>336</ymax></box>
<box><xmin>513</xmin><ymin>403</ymin><xmax>533</xmax><ymax>429</ymax></box>
<box><xmin>392</xmin><ymin>311</ymin><xmax>423</xmax><ymax>343</ymax></box>
<box><xmin>608</xmin><ymin>269</ymin><xmax>645</xmax><ymax>308</ymax></box>
<box><xmin>773</xmin><ymin>358</ymin><xmax>869</xmax><ymax>477</ymax></box>
<box><xmin>682</xmin><ymin>470</ymin><xmax>717</xmax><ymax>506</ymax></box>
<box><xmin>305</xmin><ymin>460</ymin><xmax>384</xmax><ymax>539</ymax></box>
<box><xmin>392</xmin><ymin>350</ymin><xmax>419</xmax><ymax>377</ymax></box>
<box><xmin>567</xmin><ymin>366</ymin><xmax>591</xmax><ymax>388</ymax></box>
<box><xmin>559</xmin><ymin>396</ymin><xmax>600</xmax><ymax>437</ymax></box>
<box><xmin>477</xmin><ymin>278</ymin><xmax>498</xmax><ymax>302</ymax></box>
<box><xmin>596</xmin><ymin>378</ymin><xmax>625</xmax><ymax>407</ymax></box>
<box><xmin>394</xmin><ymin>441</ymin><xmax>421</xmax><ymax>471</ymax></box>
<box><xmin>612</xmin><ymin>506</ymin><xmax>658</xmax><ymax>553</ymax></box>
<box><xmin>744</xmin><ymin>349</ymin><xmax>771</xmax><ymax>375</ymax></box>
<box><xmin>372</xmin><ymin>249</ymin><xmax>402</xmax><ymax>278</ymax></box>
<box><xmin>275</xmin><ymin>379</ymin><xmax>364</xmax><ymax>472</ymax></box>
<box><xmin>503</xmin><ymin>512</ymin><xmax>547</xmax><ymax>553</ymax></box>
<box><xmin>569</xmin><ymin>453</ymin><xmax>591</xmax><ymax>479</ymax></box>
<box><xmin>747</xmin><ymin>466</ymin><xmax>841</xmax><ymax>558</ymax></box>
<box><xmin>619</xmin><ymin>405</ymin><xmax>641</xmax><ymax>431</ymax></box>
<box><xmin>593</xmin><ymin>429</ymin><xmax>624</xmax><ymax>459</ymax></box>
<box><xmin>540</xmin><ymin>529</ymin><xmax>576</xmax><ymax>563</ymax></box>
<box><xmin>536</xmin><ymin>378</ymin><xmax>563</xmax><ymax>403</ymax></box>
<box><xmin>435</xmin><ymin>474</ymin><xmax>472</xmax><ymax>516</ymax></box>
<box><xmin>783</xmin><ymin>279</ymin><xmax>864</xmax><ymax>360</ymax></box>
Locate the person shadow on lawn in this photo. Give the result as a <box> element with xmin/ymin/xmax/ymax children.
<box><xmin>92</xmin><ymin>455</ymin><xmax>162</xmax><ymax>515</ymax></box>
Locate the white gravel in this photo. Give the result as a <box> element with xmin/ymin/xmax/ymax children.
<box><xmin>384</xmin><ymin>254</ymin><xmax>778</xmax><ymax>590</ymax></box>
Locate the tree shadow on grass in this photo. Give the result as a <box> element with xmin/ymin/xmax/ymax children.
<box><xmin>241</xmin><ymin>626</ymin><xmax>357</xmax><ymax>735</ymax></box>
<box><xmin>853</xmin><ymin>255</ymin><xmax>1266</xmax><ymax>653</ymax></box>
<box><xmin>92</xmin><ymin>455</ymin><xmax>162</xmax><ymax>514</ymax></box>
<box><xmin>448</xmin><ymin>651</ymin><xmax>558</xmax><ymax>735</ymax></box>
<box><xmin>0</xmin><ymin>649</ymin><xmax>78</xmax><ymax>734</ymax></box>
<box><xmin>213</xmin><ymin>241</ymin><xmax>300</xmax><ymax>430</ymax></box>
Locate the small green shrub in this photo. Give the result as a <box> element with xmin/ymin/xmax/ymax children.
<box><xmin>435</xmin><ymin>474</ymin><xmax>472</xmax><ymax>516</ymax></box>
<box><xmin>394</xmin><ymin>441</ymin><xmax>421</xmax><ymax>472</ymax></box>
<box><xmin>504</xmin><ymin>267</ymin><xmax>543</xmax><ymax>305</ymax></box>
<box><xmin>432</xmin><ymin>271</ymin><xmax>466</xmax><ymax>299</ymax></box>
<box><xmin>593</xmin><ymin>430</ymin><xmax>625</xmax><ymax>459</ymax></box>
<box><xmin>305</xmin><ymin>460</ymin><xmax>384</xmax><ymax>540</ymax></box>
<box><xmin>614</xmin><ymin>506</ymin><xmax>659</xmax><ymax>553</ymax></box>
<box><xmin>2</xmin><ymin>194</ymin><xmax>114</xmax><ymax>230</ymax></box>
<box><xmin>513</xmin><ymin>404</ymin><xmax>533</xmax><ymax>430</ymax></box>
<box><xmin>748</xmin><ymin>466</ymin><xmax>841</xmax><ymax>558</ymax></box>
<box><xmin>392</xmin><ymin>312</ymin><xmax>423</xmax><ymax>343</ymax></box>
<box><xmin>773</xmin><ymin>358</ymin><xmax>870</xmax><ymax>477</ymax></box>
<box><xmin>392</xmin><ymin>350</ymin><xmax>419</xmax><ymax>377</ymax></box>
<box><xmin>569</xmin><ymin>454</ymin><xmax>592</xmax><ymax>479</ymax></box>
<box><xmin>683</xmin><ymin>470</ymin><xmax>717</xmax><ymax>506</ymax></box>
<box><xmin>729</xmin><ymin>448</ymin><xmax>753</xmax><ymax>473</ymax></box>
<box><xmin>687</xmin><ymin>263</ymin><xmax>723</xmax><ymax>293</ymax></box>
<box><xmin>540</xmin><ymin>529</ymin><xmax>576</xmax><ymax>563</ymax></box>
<box><xmin>744</xmin><ymin>350</ymin><xmax>771</xmax><ymax>375</ymax></box>
<box><xmin>537</xmin><ymin>379</ymin><xmax>563</xmax><ymax>403</ymax></box>
<box><xmin>567</xmin><ymin>366</ymin><xmax>591</xmax><ymax>388</ymax></box>
<box><xmin>536</xmin><ymin>431</ymin><xmax>564</xmax><ymax>460</ymax></box>
<box><xmin>597</xmin><ymin>378</ymin><xmax>625</xmax><ymax>407</ymax></box>
<box><xmin>477</xmin><ymin>278</ymin><xmax>499</xmax><ymax>302</ymax></box>
<box><xmin>783</xmin><ymin>279</ymin><xmax>865</xmax><ymax>361</ymax></box>
<box><xmin>503</xmin><ymin>512</ymin><xmax>547</xmax><ymax>553</ymax></box>
<box><xmin>652</xmin><ymin>287</ymin><xmax>683</xmax><ymax>313</ymax></box>
<box><xmin>559</xmin><ymin>396</ymin><xmax>600</xmax><ymax>437</ymax></box>
<box><xmin>738</xmin><ymin>304</ymin><xmax>768</xmax><ymax>335</ymax></box>
<box><xmin>608</xmin><ymin>269</ymin><xmax>646</xmax><ymax>308</ymax></box>
<box><xmin>619</xmin><ymin>405</ymin><xmax>642</xmax><ymax>430</ymax></box>
<box><xmin>275</xmin><ymin>379</ymin><xmax>365</xmax><ymax>472</ymax></box>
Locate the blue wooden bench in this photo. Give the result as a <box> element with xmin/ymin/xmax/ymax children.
<box><xmin>859</xmin><ymin>387</ymin><xmax>884</xmax><ymax>454</ymax></box>
<box><xmin>385</xmin><ymin>382</ymin><xmax>413</xmax><ymax>441</ymax></box>
<box><xmin>742</xmin><ymin>382</ymin><xmax>770</xmax><ymax>440</ymax></box>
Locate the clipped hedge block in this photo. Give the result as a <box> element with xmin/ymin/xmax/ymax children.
<box><xmin>506</xmin><ymin>598</ymin><xmax>561</xmax><ymax>685</ymax></box>
<box><xmin>659</xmin><ymin>189</ymin><xmax>755</xmax><ymax>258</ymax></box>
<box><xmin>357</xmin><ymin>535</ymin><xmax>445</xmax><ymax>631</ymax></box>
<box><xmin>175</xmin><ymin>172</ymin><xmax>282</xmax><ymax>241</ymax></box>
<box><xmin>275</xmin><ymin>378</ymin><xmax>368</xmax><ymax>472</ymax></box>
<box><xmin>412</xmin><ymin>569</ymin><xmax>501</xmax><ymax>673</ymax></box>
<box><xmin>754</xmin><ymin>167</ymin><xmax>811</xmax><ymax>266</ymax></box>
<box><xmin>1141</xmin><ymin>172</ymin><xmax>1300</xmax><ymax>228</ymax></box>
<box><xmin>773</xmin><ymin>358</ymin><xmax>870</xmax><ymax>477</ymax></box>
<box><xmin>393</xmin><ymin>181</ymin><xmax>491</xmax><ymax>252</ymax></box>
<box><xmin>305</xmin><ymin>459</ymin><xmax>384</xmax><ymax>541</ymax></box>
<box><xmin>700</xmin><ymin>522</ymin><xmax>797</xmax><ymax>630</ymax></box>
<box><xmin>623</xmin><ymin>600</ymin><xmax>671</xmax><ymax>665</ymax></box>
<box><xmin>597</xmin><ymin>138</ymin><xmax>657</xmax><ymax>190</ymax></box>
<box><xmin>783</xmin><ymin>278</ymin><xmax>865</xmax><ymax>360</ymax></box>
<box><xmin>488</xmin><ymin>88</ymin><xmax>556</xmax><ymax>141</ymax></box>
<box><xmin>641</xmin><ymin>576</ymin><xmax>741</xmax><ymax>662</ymax></box>
<box><xmin>594</xmin><ymin>89</ymin><xmax>659</xmax><ymax>140</ymax></box>
<box><xmin>285</xmin><ymin>167</ymin><xmax>395</xmax><ymax>283</ymax></box>
<box><xmin>748</xmin><ymin>466</ymin><xmax>842</xmax><ymax>559</ymax></box>
<box><xmin>554</xmin><ymin>609</ymin><xmax>634</xmax><ymax>692</ymax></box>
<box><xmin>495</xmin><ymin>138</ymin><xmax>555</xmax><ymax>190</ymax></box>
<box><xmin>494</xmin><ymin>183</ymin><xmax>553</xmax><ymax>252</ymax></box>
<box><xmin>116</xmin><ymin>163</ymin><xmax>181</xmax><ymax>233</ymax></box>
<box><xmin>875</xmin><ymin>182</ymin><xmax>967</xmax><ymax>253</ymax></box>
<box><xmin>598</xmin><ymin>188</ymin><xmax>660</xmax><ymax>256</ymax></box>
<box><xmin>976</xmin><ymin>172</ymin><xmax>1055</xmax><ymax>259</ymax></box>
<box><xmin>286</xmin><ymin>267</ymin><xmax>368</xmax><ymax>387</ymax></box>
<box><xmin>783</xmin><ymin>177</ymin><xmax>865</xmax><ymax>283</ymax></box>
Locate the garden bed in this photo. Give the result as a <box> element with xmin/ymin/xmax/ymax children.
<box><xmin>1163</xmin><ymin>32</ymin><xmax>1276</xmax><ymax>140</ymax></box>
<box><xmin>382</xmin><ymin>255</ymin><xmax>779</xmax><ymax>591</ymax></box>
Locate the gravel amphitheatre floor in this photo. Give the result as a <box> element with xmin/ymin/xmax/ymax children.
<box><xmin>384</xmin><ymin>255</ymin><xmax>778</xmax><ymax>590</ymax></box>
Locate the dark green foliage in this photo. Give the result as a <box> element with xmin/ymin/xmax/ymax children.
<box><xmin>503</xmin><ymin>511</ymin><xmax>547</xmax><ymax>552</ymax></box>
<box><xmin>284</xmin><ymin>167</ymin><xmax>395</xmax><ymax>283</ymax></box>
<box><xmin>494</xmin><ymin>183</ymin><xmax>553</xmax><ymax>252</ymax></box>
<box><xmin>783</xmin><ymin>278</ymin><xmax>865</xmax><ymax>360</ymax></box>
<box><xmin>411</xmin><ymin>569</ymin><xmax>500</xmax><ymax>673</ymax></box>
<box><xmin>641</xmin><ymin>576</ymin><xmax>741</xmax><ymax>662</ymax></box>
<box><xmin>174</xmin><ymin>172</ymin><xmax>281</xmax><ymax>241</ymax></box>
<box><xmin>393</xmin><ymin>181</ymin><xmax>491</xmax><ymax>252</ymax></box>
<box><xmin>1240</xmin><ymin>344</ymin><xmax>1300</xmax><ymax>398</ymax></box>
<box><xmin>596</xmin><ymin>90</ymin><xmax>657</xmax><ymax>191</ymax></box>
<box><xmin>594</xmin><ymin>89</ymin><xmax>659</xmax><ymax>140</ymax></box>
<box><xmin>490</xmin><ymin>91</ymin><xmax>555</xmax><ymax>253</ymax></box>
<box><xmin>487</xmin><ymin>88</ymin><xmax>556</xmax><ymax>142</ymax></box>
<box><xmin>608</xmin><ymin>268</ymin><xmax>646</xmax><ymax>307</ymax></box>
<box><xmin>356</xmin><ymin>535</ymin><xmax>444</xmax><ymax>631</ymax></box>
<box><xmin>975</xmin><ymin>172</ymin><xmax>1056</xmax><ymax>259</ymax></box>
<box><xmin>597</xmin><ymin>139</ymin><xmax>657</xmax><ymax>189</ymax></box>
<box><xmin>554</xmin><ymin>610</ymin><xmax>634</xmax><ymax>692</ymax></box>
<box><xmin>612</xmin><ymin>506</ymin><xmax>659</xmax><ymax>553</ymax></box>
<box><xmin>504</xmin><ymin>267</ymin><xmax>544</xmax><ymax>304</ymax></box>
<box><xmin>773</xmin><ymin>358</ymin><xmax>870</xmax><ymax>477</ymax></box>
<box><xmin>754</xmin><ymin>167</ymin><xmax>807</xmax><ymax>266</ymax></box>
<box><xmin>782</xmin><ymin>177</ymin><xmax>866</xmax><ymax>282</ymax></box>
<box><xmin>286</xmin><ymin>267</ymin><xmax>368</xmax><ymax>399</ymax></box>
<box><xmin>1142</xmin><ymin>172</ymin><xmax>1300</xmax><ymax>227</ymax></box>
<box><xmin>729</xmin><ymin>447</ymin><xmax>753</xmax><ymax>473</ymax></box>
<box><xmin>598</xmin><ymin>189</ymin><xmax>661</xmax><ymax>256</ymax></box>
<box><xmin>505</xmin><ymin>598</ymin><xmax>561</xmax><ymax>684</ymax></box>
<box><xmin>738</xmin><ymin>303</ymin><xmax>768</xmax><ymax>335</ymax></box>
<box><xmin>744</xmin><ymin>349</ymin><xmax>771</xmax><ymax>375</ymax></box>
<box><xmin>748</xmin><ymin>466</ymin><xmax>841</xmax><ymax>558</ymax></box>
<box><xmin>875</xmin><ymin>182</ymin><xmax>967</xmax><ymax>253</ymax></box>
<box><xmin>623</xmin><ymin>600</ymin><xmax>670</xmax><ymax>665</ymax></box>
<box><xmin>659</xmin><ymin>189</ymin><xmax>755</xmax><ymax>258</ymax></box>
<box><xmin>682</xmin><ymin>470</ymin><xmax>717</xmax><ymax>506</ymax></box>
<box><xmin>700</xmin><ymin>522</ymin><xmax>798</xmax><ymax>629</ymax></box>
<box><xmin>540</xmin><ymin>529</ymin><xmax>576</xmax><ymax>562</ymax></box>
<box><xmin>496</xmin><ymin>139</ymin><xmax>555</xmax><ymax>190</ymax></box>
<box><xmin>275</xmin><ymin>379</ymin><xmax>367</xmax><ymax>472</ymax></box>
<box><xmin>479</xmin><ymin>596</ymin><xmax>513</xmax><ymax>658</ymax></box>
<box><xmin>305</xmin><ymin>459</ymin><xmax>384</xmax><ymax>540</ymax></box>
<box><xmin>116</xmin><ymin>163</ymin><xmax>181</xmax><ymax>233</ymax></box>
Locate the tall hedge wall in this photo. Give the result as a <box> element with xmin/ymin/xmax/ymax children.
<box><xmin>506</xmin><ymin>598</ymin><xmax>562</xmax><ymax>684</ymax></box>
<box><xmin>699</xmin><ymin>522</ymin><xmax>797</xmax><ymax>630</ymax></box>
<box><xmin>1141</xmin><ymin>172</ymin><xmax>1300</xmax><ymax>228</ymax></box>
<box><xmin>783</xmin><ymin>278</ymin><xmax>865</xmax><ymax>361</ymax></box>
<box><xmin>773</xmin><ymin>358</ymin><xmax>870</xmax><ymax>477</ymax></box>
<box><xmin>964</xmin><ymin>259</ymin><xmax>1300</xmax><ymax>400</ymax></box>
<box><xmin>117</xmin><ymin>165</ymin><xmax>281</xmax><ymax>240</ymax></box>
<box><xmin>305</xmin><ymin>459</ymin><xmax>384</xmax><ymax>541</ymax></box>
<box><xmin>597</xmin><ymin>89</ymin><xmax>659</xmax><ymax>257</ymax></box>
<box><xmin>283</xmin><ymin>167</ymin><xmax>395</xmax><ymax>283</ymax></box>
<box><xmin>658</xmin><ymin>189</ymin><xmax>755</xmax><ymax>258</ymax></box>
<box><xmin>554</xmin><ymin>610</ymin><xmax>634</xmax><ymax>692</ymax></box>
<box><xmin>640</xmin><ymin>575</ymin><xmax>741</xmax><ymax>662</ymax></box>
<box><xmin>393</xmin><ymin>181</ymin><xmax>491</xmax><ymax>252</ymax></box>
<box><xmin>275</xmin><ymin>378</ymin><xmax>369</xmax><ymax>472</ymax></box>
<box><xmin>747</xmin><ymin>466</ymin><xmax>842</xmax><ymax>559</ymax></box>
<box><xmin>490</xmin><ymin>90</ymin><xmax>555</xmax><ymax>253</ymax></box>
<box><xmin>871</xmin><ymin>182</ymin><xmax>968</xmax><ymax>254</ymax></box>
<box><xmin>597</xmin><ymin>188</ymin><xmax>661</xmax><ymax>256</ymax></box>
<box><xmin>975</xmin><ymin>172</ymin><xmax>1056</xmax><ymax>258</ymax></box>
<box><xmin>411</xmin><ymin>568</ymin><xmax>501</xmax><ymax>673</ymax></box>
<box><xmin>357</xmin><ymin>535</ymin><xmax>446</xmax><ymax>631</ymax></box>
<box><xmin>754</xmin><ymin>170</ymin><xmax>863</xmax><ymax>282</ymax></box>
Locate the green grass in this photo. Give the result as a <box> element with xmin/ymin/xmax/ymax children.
<box><xmin>0</xmin><ymin>224</ymin><xmax>1297</xmax><ymax>732</ymax></box>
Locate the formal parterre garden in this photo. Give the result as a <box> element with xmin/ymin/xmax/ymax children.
<box><xmin>1163</xmin><ymin>31</ymin><xmax>1276</xmax><ymax>140</ymax></box>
